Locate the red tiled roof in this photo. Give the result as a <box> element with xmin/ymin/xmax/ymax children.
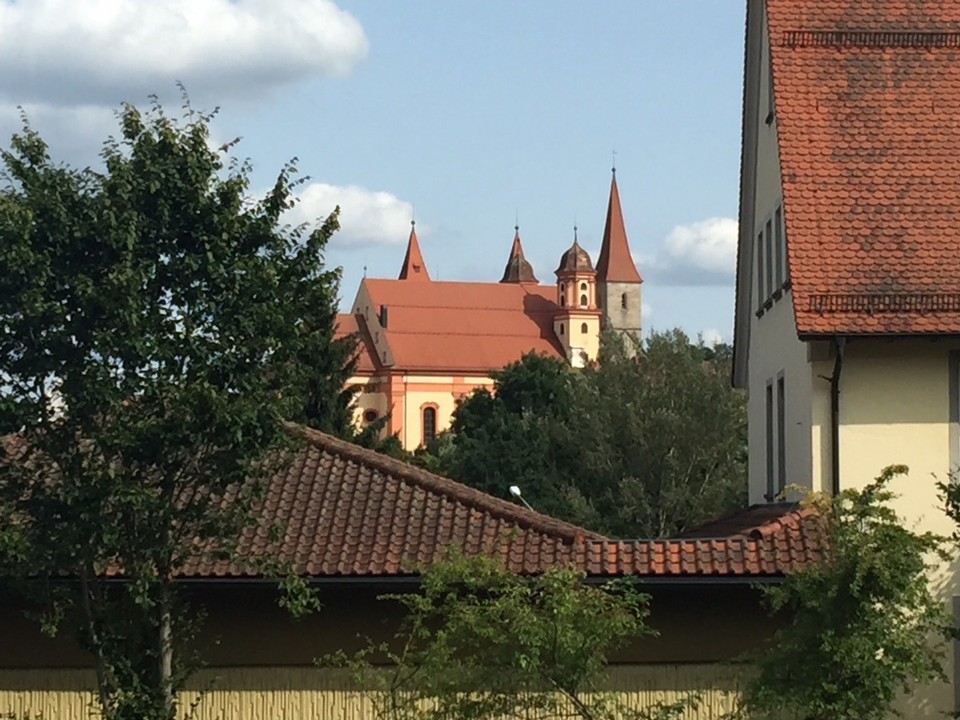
<box><xmin>769</xmin><ymin>0</ymin><xmax>960</xmax><ymax>335</ymax></box>
<box><xmin>335</xmin><ymin>313</ymin><xmax>380</xmax><ymax>374</ymax></box>
<box><xmin>182</xmin><ymin>428</ymin><xmax>826</xmax><ymax>580</ymax></box>
<box><xmin>399</xmin><ymin>222</ymin><xmax>430</xmax><ymax>281</ymax></box>
<box><xmin>596</xmin><ymin>174</ymin><xmax>642</xmax><ymax>284</ymax></box>
<box><xmin>361</xmin><ymin>279</ymin><xmax>565</xmax><ymax>373</ymax></box>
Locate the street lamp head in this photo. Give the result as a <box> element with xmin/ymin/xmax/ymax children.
<box><xmin>509</xmin><ymin>485</ymin><xmax>522</xmax><ymax>498</ymax></box>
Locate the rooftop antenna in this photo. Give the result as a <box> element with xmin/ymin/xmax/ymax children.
<box><xmin>509</xmin><ymin>485</ymin><xmax>535</xmax><ymax>512</ymax></box>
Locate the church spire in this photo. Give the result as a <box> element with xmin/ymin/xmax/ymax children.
<box><xmin>399</xmin><ymin>220</ymin><xmax>430</xmax><ymax>281</ymax></box>
<box><xmin>596</xmin><ymin>169</ymin><xmax>642</xmax><ymax>283</ymax></box>
<box><xmin>500</xmin><ymin>225</ymin><xmax>538</xmax><ymax>283</ymax></box>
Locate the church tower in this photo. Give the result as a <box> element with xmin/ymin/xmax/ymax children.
<box><xmin>595</xmin><ymin>168</ymin><xmax>643</xmax><ymax>338</ymax></box>
<box><xmin>553</xmin><ymin>229</ymin><xmax>601</xmax><ymax>368</ymax></box>
<box><xmin>398</xmin><ymin>220</ymin><xmax>430</xmax><ymax>281</ymax></box>
<box><xmin>499</xmin><ymin>225</ymin><xmax>538</xmax><ymax>283</ymax></box>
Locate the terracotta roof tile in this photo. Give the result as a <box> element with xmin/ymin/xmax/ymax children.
<box><xmin>170</xmin><ymin>429</ymin><xmax>826</xmax><ymax>580</ymax></box>
<box><xmin>2</xmin><ymin>432</ymin><xmax>826</xmax><ymax>581</ymax></box>
<box><xmin>361</xmin><ymin>279</ymin><xmax>565</xmax><ymax>373</ymax></box>
<box><xmin>768</xmin><ymin>0</ymin><xmax>960</xmax><ymax>334</ymax></box>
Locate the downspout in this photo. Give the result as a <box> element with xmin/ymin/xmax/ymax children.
<box><xmin>829</xmin><ymin>337</ymin><xmax>846</xmax><ymax>496</ymax></box>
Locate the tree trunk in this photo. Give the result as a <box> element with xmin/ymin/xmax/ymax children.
<box><xmin>158</xmin><ymin>579</ymin><xmax>175</xmax><ymax>720</ymax></box>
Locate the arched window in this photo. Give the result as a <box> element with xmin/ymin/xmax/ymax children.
<box><xmin>422</xmin><ymin>406</ymin><xmax>438</xmax><ymax>445</ymax></box>
<box><xmin>620</xmin><ymin>293</ymin><xmax>628</xmax><ymax>309</ymax></box>
<box><xmin>560</xmin><ymin>295</ymin><xmax>566</xmax><ymax>307</ymax></box>
<box><xmin>559</xmin><ymin>323</ymin><xmax>565</xmax><ymax>336</ymax></box>
<box><xmin>580</xmin><ymin>293</ymin><xmax>588</xmax><ymax>307</ymax></box>
<box><xmin>580</xmin><ymin>322</ymin><xmax>588</xmax><ymax>334</ymax></box>
<box><xmin>580</xmin><ymin>282</ymin><xmax>587</xmax><ymax>292</ymax></box>
<box><xmin>363</xmin><ymin>409</ymin><xmax>378</xmax><ymax>423</ymax></box>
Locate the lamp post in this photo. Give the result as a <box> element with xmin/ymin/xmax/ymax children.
<box><xmin>509</xmin><ymin>485</ymin><xmax>535</xmax><ymax>512</ymax></box>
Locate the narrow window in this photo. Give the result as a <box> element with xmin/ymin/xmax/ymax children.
<box><xmin>580</xmin><ymin>294</ymin><xmax>588</xmax><ymax>307</ymax></box>
<box><xmin>560</xmin><ymin>295</ymin><xmax>566</xmax><ymax>307</ymax></box>
<box><xmin>621</xmin><ymin>293</ymin><xmax>627</xmax><ymax>309</ymax></box>
<box><xmin>766</xmin><ymin>381</ymin><xmax>774</xmax><ymax>501</ymax></box>
<box><xmin>777</xmin><ymin>375</ymin><xmax>786</xmax><ymax>494</ymax></box>
<box><xmin>559</xmin><ymin>323</ymin><xmax>565</xmax><ymax>336</ymax></box>
<box><xmin>580</xmin><ymin>282</ymin><xmax>587</xmax><ymax>292</ymax></box>
<box><xmin>765</xmin><ymin>218</ymin><xmax>774</xmax><ymax>302</ymax></box>
<box><xmin>775</xmin><ymin>205</ymin><xmax>784</xmax><ymax>289</ymax></box>
<box><xmin>580</xmin><ymin>322</ymin><xmax>588</xmax><ymax>334</ymax></box>
<box><xmin>422</xmin><ymin>406</ymin><xmax>437</xmax><ymax>445</ymax></box>
<box><xmin>757</xmin><ymin>229</ymin><xmax>766</xmax><ymax>306</ymax></box>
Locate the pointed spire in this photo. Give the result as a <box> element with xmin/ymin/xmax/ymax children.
<box><xmin>399</xmin><ymin>220</ymin><xmax>431</xmax><ymax>281</ymax></box>
<box><xmin>596</xmin><ymin>169</ymin><xmax>642</xmax><ymax>283</ymax></box>
<box><xmin>500</xmin><ymin>224</ymin><xmax>539</xmax><ymax>283</ymax></box>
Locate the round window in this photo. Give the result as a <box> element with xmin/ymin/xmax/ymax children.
<box><xmin>363</xmin><ymin>409</ymin><xmax>379</xmax><ymax>423</ymax></box>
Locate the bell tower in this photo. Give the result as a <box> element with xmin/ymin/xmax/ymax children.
<box><xmin>553</xmin><ymin>228</ymin><xmax>601</xmax><ymax>368</ymax></box>
<box><xmin>596</xmin><ymin>167</ymin><xmax>643</xmax><ymax>339</ymax></box>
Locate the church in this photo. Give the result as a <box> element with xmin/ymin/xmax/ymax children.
<box><xmin>337</xmin><ymin>171</ymin><xmax>643</xmax><ymax>449</ymax></box>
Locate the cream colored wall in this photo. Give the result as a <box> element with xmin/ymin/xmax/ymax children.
<box><xmin>0</xmin><ymin>665</ymin><xmax>746</xmax><ymax>720</ymax></box>
<box><xmin>398</xmin><ymin>375</ymin><xmax>494</xmax><ymax>449</ymax></box>
<box><xmin>745</xmin><ymin>1</ymin><xmax>815</xmax><ymax>505</ymax></box>
<box><xmin>347</xmin><ymin>375</ymin><xmax>389</xmax><ymax>432</ymax></box>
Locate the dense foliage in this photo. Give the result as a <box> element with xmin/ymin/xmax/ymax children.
<box><xmin>339</xmin><ymin>552</ymin><xmax>692</xmax><ymax>720</ymax></box>
<box><xmin>426</xmin><ymin>330</ymin><xmax>747</xmax><ymax>538</ymax></box>
<box><xmin>0</xmin><ymin>99</ymin><xmax>346</xmax><ymax>719</ymax></box>
<box><xmin>742</xmin><ymin>466</ymin><xmax>948</xmax><ymax>720</ymax></box>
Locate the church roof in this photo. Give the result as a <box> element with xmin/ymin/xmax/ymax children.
<box><xmin>358</xmin><ymin>278</ymin><xmax>564</xmax><ymax>374</ymax></box>
<box><xmin>500</xmin><ymin>227</ymin><xmax>539</xmax><ymax>284</ymax></box>
<box><xmin>556</xmin><ymin>239</ymin><xmax>594</xmax><ymax>274</ymax></box>
<box><xmin>335</xmin><ymin>313</ymin><xmax>381</xmax><ymax>374</ymax></box>
<box><xmin>596</xmin><ymin>173</ymin><xmax>642</xmax><ymax>284</ymax></box>
<box><xmin>398</xmin><ymin>221</ymin><xmax>430</xmax><ymax>281</ymax></box>
<box><xmin>767</xmin><ymin>0</ymin><xmax>960</xmax><ymax>335</ymax></box>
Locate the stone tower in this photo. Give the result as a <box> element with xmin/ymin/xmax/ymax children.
<box><xmin>595</xmin><ymin>169</ymin><xmax>643</xmax><ymax>338</ymax></box>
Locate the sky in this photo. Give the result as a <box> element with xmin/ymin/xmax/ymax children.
<box><xmin>0</xmin><ymin>0</ymin><xmax>746</xmax><ymax>344</ymax></box>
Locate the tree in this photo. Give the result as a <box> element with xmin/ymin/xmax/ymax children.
<box><xmin>433</xmin><ymin>331</ymin><xmax>747</xmax><ymax>538</ymax></box>
<box><xmin>0</xmin><ymin>99</ymin><xmax>341</xmax><ymax>719</ymax></box>
<box><xmin>339</xmin><ymin>552</ymin><xmax>692</xmax><ymax>720</ymax></box>
<box><xmin>556</xmin><ymin>329</ymin><xmax>747</xmax><ymax>538</ymax></box>
<box><xmin>742</xmin><ymin>467</ymin><xmax>948</xmax><ymax>720</ymax></box>
<box><xmin>441</xmin><ymin>353</ymin><xmax>573</xmax><ymax>516</ymax></box>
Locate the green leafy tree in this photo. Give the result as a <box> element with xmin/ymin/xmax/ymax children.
<box><xmin>557</xmin><ymin>329</ymin><xmax>747</xmax><ymax>538</ymax></box>
<box><xmin>742</xmin><ymin>467</ymin><xmax>948</xmax><ymax>720</ymax></box>
<box><xmin>442</xmin><ymin>353</ymin><xmax>572</xmax><ymax>515</ymax></box>
<box><xmin>339</xmin><ymin>552</ymin><xmax>693</xmax><ymax>720</ymax></box>
<box><xmin>0</xmin><ymin>99</ymin><xmax>341</xmax><ymax>719</ymax></box>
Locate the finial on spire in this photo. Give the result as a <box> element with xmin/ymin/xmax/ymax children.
<box><xmin>574</xmin><ymin>224</ymin><xmax>579</xmax><ymax>243</ymax></box>
<box><xmin>363</xmin><ymin>265</ymin><xmax>367</xmax><ymax>278</ymax></box>
<box><xmin>515</xmin><ymin>208</ymin><xmax>519</xmax><ymax>233</ymax></box>
<box><xmin>612</xmin><ymin>149</ymin><xmax>617</xmax><ymax>176</ymax></box>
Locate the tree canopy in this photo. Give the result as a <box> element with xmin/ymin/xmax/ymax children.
<box><xmin>0</xmin><ymin>99</ymin><xmax>344</xmax><ymax>719</ymax></box>
<box><xmin>427</xmin><ymin>330</ymin><xmax>747</xmax><ymax>538</ymax></box>
<box><xmin>742</xmin><ymin>467</ymin><xmax>948</xmax><ymax>720</ymax></box>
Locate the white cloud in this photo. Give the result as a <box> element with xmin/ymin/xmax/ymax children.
<box><xmin>700</xmin><ymin>328</ymin><xmax>725</xmax><ymax>346</ymax></box>
<box><xmin>641</xmin><ymin>301</ymin><xmax>653</xmax><ymax>323</ymax></box>
<box><xmin>287</xmin><ymin>183</ymin><xmax>414</xmax><ymax>248</ymax></box>
<box><xmin>0</xmin><ymin>0</ymin><xmax>368</xmax><ymax>107</ymax></box>
<box><xmin>648</xmin><ymin>217</ymin><xmax>738</xmax><ymax>286</ymax></box>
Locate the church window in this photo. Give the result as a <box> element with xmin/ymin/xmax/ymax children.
<box><xmin>363</xmin><ymin>409</ymin><xmax>378</xmax><ymax>423</ymax></box>
<box><xmin>621</xmin><ymin>293</ymin><xmax>627</xmax><ymax>309</ymax></box>
<box><xmin>580</xmin><ymin>322</ymin><xmax>588</xmax><ymax>334</ymax></box>
<box><xmin>559</xmin><ymin>323</ymin><xmax>565</xmax><ymax>336</ymax></box>
<box><xmin>422</xmin><ymin>405</ymin><xmax>438</xmax><ymax>446</ymax></box>
<box><xmin>580</xmin><ymin>293</ymin><xmax>588</xmax><ymax>307</ymax></box>
<box><xmin>580</xmin><ymin>282</ymin><xmax>587</xmax><ymax>292</ymax></box>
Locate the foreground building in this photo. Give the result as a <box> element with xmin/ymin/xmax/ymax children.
<box><xmin>0</xmin><ymin>427</ymin><xmax>823</xmax><ymax>719</ymax></box>
<box><xmin>734</xmin><ymin>0</ymin><xmax>960</xmax><ymax>712</ymax></box>
<box><xmin>338</xmin><ymin>172</ymin><xmax>643</xmax><ymax>449</ymax></box>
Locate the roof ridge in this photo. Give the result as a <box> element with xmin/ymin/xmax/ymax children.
<box><xmin>287</xmin><ymin>424</ymin><xmax>602</xmax><ymax>544</ymax></box>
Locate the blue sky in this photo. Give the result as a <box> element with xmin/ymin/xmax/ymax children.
<box><xmin>0</xmin><ymin>0</ymin><xmax>745</xmax><ymax>343</ymax></box>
